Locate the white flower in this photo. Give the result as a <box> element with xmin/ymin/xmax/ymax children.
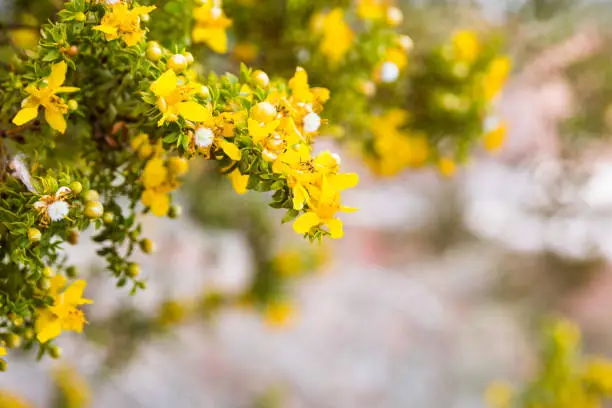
<box><xmin>34</xmin><ymin>186</ymin><xmax>72</xmax><ymax>224</ymax></box>
<box><xmin>194</xmin><ymin>127</ymin><xmax>215</xmax><ymax>148</ymax></box>
<box><xmin>47</xmin><ymin>201</ymin><xmax>70</xmax><ymax>221</ymax></box>
<box><xmin>303</xmin><ymin>112</ymin><xmax>321</xmax><ymax>133</ymax></box>
<box><xmin>380</xmin><ymin>62</ymin><xmax>400</xmax><ymax>83</ymax></box>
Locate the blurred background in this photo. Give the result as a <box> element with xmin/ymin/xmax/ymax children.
<box><xmin>6</xmin><ymin>0</ymin><xmax>612</xmax><ymax>407</ymax></box>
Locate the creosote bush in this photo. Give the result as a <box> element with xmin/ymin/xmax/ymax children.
<box><xmin>0</xmin><ymin>0</ymin><xmax>358</xmax><ymax>367</ymax></box>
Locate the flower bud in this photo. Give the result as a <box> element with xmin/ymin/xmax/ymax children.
<box><xmin>146</xmin><ymin>41</ymin><xmax>163</xmax><ymax>62</ymax></box>
<box><xmin>66</xmin><ymin>45</ymin><xmax>79</xmax><ymax>57</ymax></box>
<box><xmin>84</xmin><ymin>201</ymin><xmax>104</xmax><ymax>219</ymax></box>
<box><xmin>386</xmin><ymin>7</ymin><xmax>403</xmax><ymax>26</ymax></box>
<box><xmin>167</xmin><ymin>54</ymin><xmax>188</xmax><ymax>72</ymax></box>
<box><xmin>48</xmin><ymin>345</ymin><xmax>62</xmax><ymax>359</ymax></box>
<box><xmin>67</xmin><ymin>229</ymin><xmax>79</xmax><ymax>245</ymax></box>
<box><xmin>66</xmin><ymin>266</ymin><xmax>77</xmax><ymax>278</ymax></box>
<box><xmin>42</xmin><ymin>266</ymin><xmax>55</xmax><ymax>278</ymax></box>
<box><xmin>126</xmin><ymin>263</ymin><xmax>140</xmax><ymax>278</ymax></box>
<box><xmin>4</xmin><ymin>333</ymin><xmax>21</xmax><ymax>348</ymax></box>
<box><xmin>168</xmin><ymin>204</ymin><xmax>182</xmax><ymax>219</ymax></box>
<box><xmin>139</xmin><ymin>238</ymin><xmax>155</xmax><ymax>254</ymax></box>
<box><xmin>83</xmin><ymin>189</ymin><xmax>99</xmax><ymax>202</ymax></box>
<box><xmin>167</xmin><ymin>157</ymin><xmax>189</xmax><ymax>177</ymax></box>
<box><xmin>0</xmin><ymin>359</ymin><xmax>7</xmax><ymax>372</ymax></box>
<box><xmin>103</xmin><ymin>212</ymin><xmax>114</xmax><ymax>224</ymax></box>
<box><xmin>68</xmin><ymin>99</ymin><xmax>78</xmax><ymax>111</ymax></box>
<box><xmin>182</xmin><ymin>52</ymin><xmax>195</xmax><ymax>65</ymax></box>
<box><xmin>199</xmin><ymin>85</ymin><xmax>210</xmax><ymax>99</ymax></box>
<box><xmin>251</xmin><ymin>70</ymin><xmax>270</xmax><ymax>88</ymax></box>
<box><xmin>27</xmin><ymin>228</ymin><xmax>41</xmax><ymax>243</ymax></box>
<box><xmin>69</xmin><ymin>181</ymin><xmax>83</xmax><ymax>195</ymax></box>
<box><xmin>250</xmin><ymin>102</ymin><xmax>277</xmax><ymax>123</ymax></box>
<box><xmin>74</xmin><ymin>12</ymin><xmax>86</xmax><ymax>22</ymax></box>
<box><xmin>37</xmin><ymin>278</ymin><xmax>51</xmax><ymax>291</ymax></box>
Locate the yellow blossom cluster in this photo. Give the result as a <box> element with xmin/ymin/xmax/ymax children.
<box><xmin>133</xmin><ymin>134</ymin><xmax>189</xmax><ymax>217</ymax></box>
<box><xmin>310</xmin><ymin>8</ymin><xmax>355</xmax><ymax>67</ymax></box>
<box><xmin>486</xmin><ymin>319</ymin><xmax>612</xmax><ymax>408</ymax></box>
<box><xmin>365</xmin><ymin>109</ymin><xmax>429</xmax><ymax>176</ymax></box>
<box><xmin>192</xmin><ymin>0</ymin><xmax>232</xmax><ymax>53</ymax></box>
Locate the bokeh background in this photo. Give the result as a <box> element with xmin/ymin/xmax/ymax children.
<box><xmin>5</xmin><ymin>0</ymin><xmax>612</xmax><ymax>407</ymax></box>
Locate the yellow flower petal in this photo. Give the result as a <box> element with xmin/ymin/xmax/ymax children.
<box><xmin>47</xmin><ymin>61</ymin><xmax>67</xmax><ymax>90</ymax></box>
<box><xmin>218</xmin><ymin>140</ymin><xmax>241</xmax><ymax>161</ymax></box>
<box><xmin>63</xmin><ymin>280</ymin><xmax>93</xmax><ymax>305</ymax></box>
<box><xmin>229</xmin><ymin>169</ymin><xmax>249</xmax><ymax>195</ymax></box>
<box><xmin>0</xmin><ymin>346</ymin><xmax>5</xmax><ymax>357</ymax></box>
<box><xmin>143</xmin><ymin>158</ymin><xmax>167</xmax><ymax>189</ymax></box>
<box><xmin>93</xmin><ymin>24</ymin><xmax>118</xmax><ymax>35</ymax></box>
<box><xmin>292</xmin><ymin>184</ymin><xmax>308</xmax><ymax>210</ymax></box>
<box><xmin>150</xmin><ymin>193</ymin><xmax>170</xmax><ymax>216</ymax></box>
<box><xmin>50</xmin><ymin>275</ymin><xmax>67</xmax><ymax>295</ymax></box>
<box><xmin>132</xmin><ymin>5</ymin><xmax>156</xmax><ymax>15</ymax></box>
<box><xmin>293</xmin><ymin>212</ymin><xmax>320</xmax><ymax>234</ymax></box>
<box><xmin>328</xmin><ymin>173</ymin><xmax>359</xmax><ymax>191</ymax></box>
<box><xmin>12</xmin><ymin>106</ymin><xmax>39</xmax><ymax>126</ymax></box>
<box><xmin>55</xmin><ymin>86</ymin><xmax>80</xmax><ymax>93</ymax></box>
<box><xmin>35</xmin><ymin>309</ymin><xmax>63</xmax><ymax>343</ymax></box>
<box><xmin>45</xmin><ymin>109</ymin><xmax>67</xmax><ymax>133</ymax></box>
<box><xmin>177</xmin><ymin>101</ymin><xmax>210</xmax><ymax>122</ymax></box>
<box><xmin>150</xmin><ymin>70</ymin><xmax>177</xmax><ymax>98</ymax></box>
<box><xmin>325</xmin><ymin>218</ymin><xmax>343</xmax><ymax>239</ymax></box>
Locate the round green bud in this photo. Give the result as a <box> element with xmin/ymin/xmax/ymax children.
<box><xmin>74</xmin><ymin>12</ymin><xmax>86</xmax><ymax>22</ymax></box>
<box><xmin>66</xmin><ymin>266</ymin><xmax>77</xmax><ymax>278</ymax></box>
<box><xmin>42</xmin><ymin>266</ymin><xmax>55</xmax><ymax>278</ymax></box>
<box><xmin>69</xmin><ymin>181</ymin><xmax>83</xmax><ymax>195</ymax></box>
<box><xmin>23</xmin><ymin>328</ymin><xmax>34</xmax><ymax>341</ymax></box>
<box><xmin>84</xmin><ymin>201</ymin><xmax>104</xmax><ymax>219</ymax></box>
<box><xmin>37</xmin><ymin>278</ymin><xmax>51</xmax><ymax>291</ymax></box>
<box><xmin>126</xmin><ymin>263</ymin><xmax>140</xmax><ymax>278</ymax></box>
<box><xmin>168</xmin><ymin>204</ymin><xmax>182</xmax><ymax>219</ymax></box>
<box><xmin>199</xmin><ymin>85</ymin><xmax>210</xmax><ymax>99</ymax></box>
<box><xmin>4</xmin><ymin>333</ymin><xmax>21</xmax><ymax>348</ymax></box>
<box><xmin>67</xmin><ymin>99</ymin><xmax>78</xmax><ymax>111</ymax></box>
<box><xmin>48</xmin><ymin>345</ymin><xmax>62</xmax><ymax>359</ymax></box>
<box><xmin>83</xmin><ymin>189</ymin><xmax>100</xmax><ymax>202</ymax></box>
<box><xmin>146</xmin><ymin>41</ymin><xmax>163</xmax><ymax>62</ymax></box>
<box><xmin>183</xmin><ymin>52</ymin><xmax>195</xmax><ymax>65</ymax></box>
<box><xmin>167</xmin><ymin>54</ymin><xmax>188</xmax><ymax>72</ymax></box>
<box><xmin>139</xmin><ymin>238</ymin><xmax>155</xmax><ymax>254</ymax></box>
<box><xmin>27</xmin><ymin>228</ymin><xmax>41</xmax><ymax>243</ymax></box>
<box><xmin>103</xmin><ymin>212</ymin><xmax>114</xmax><ymax>224</ymax></box>
<box><xmin>251</xmin><ymin>70</ymin><xmax>270</xmax><ymax>88</ymax></box>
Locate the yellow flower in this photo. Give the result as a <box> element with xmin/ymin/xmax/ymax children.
<box><xmin>141</xmin><ymin>156</ymin><xmax>184</xmax><ymax>217</ymax></box>
<box><xmin>0</xmin><ymin>346</ymin><xmax>5</xmax><ymax>357</ymax></box>
<box><xmin>12</xmin><ymin>61</ymin><xmax>79</xmax><ymax>134</ymax></box>
<box><xmin>484</xmin><ymin>381</ymin><xmax>513</xmax><ymax>408</ymax></box>
<box><xmin>438</xmin><ymin>157</ymin><xmax>456</xmax><ymax>178</ymax></box>
<box><xmin>483</xmin><ymin>56</ymin><xmax>512</xmax><ymax>101</ymax></box>
<box><xmin>35</xmin><ymin>275</ymin><xmax>93</xmax><ymax>343</ymax></box>
<box><xmin>313</xmin><ymin>8</ymin><xmax>354</xmax><ymax>66</ymax></box>
<box><xmin>484</xmin><ymin>121</ymin><xmax>507</xmax><ymax>153</ymax></box>
<box><xmin>357</xmin><ymin>0</ymin><xmax>387</xmax><ymax>20</ymax></box>
<box><xmin>93</xmin><ymin>3</ymin><xmax>156</xmax><ymax>46</ymax></box>
<box><xmin>0</xmin><ymin>390</ymin><xmax>32</xmax><ymax>408</ymax></box>
<box><xmin>142</xmin><ymin>189</ymin><xmax>170</xmax><ymax>216</ymax></box>
<box><xmin>52</xmin><ymin>365</ymin><xmax>91</xmax><ymax>408</ymax></box>
<box><xmin>192</xmin><ymin>4</ymin><xmax>232</xmax><ymax>53</ymax></box>
<box><xmin>150</xmin><ymin>69</ymin><xmax>210</xmax><ymax>126</ymax></box>
<box><xmin>584</xmin><ymin>358</ymin><xmax>612</xmax><ymax>395</ymax></box>
<box><xmin>264</xmin><ymin>301</ymin><xmax>296</xmax><ymax>328</ymax></box>
<box><xmin>272</xmin><ymin>249</ymin><xmax>303</xmax><ymax>277</ymax></box>
<box><xmin>292</xmin><ymin>178</ymin><xmax>358</xmax><ymax>239</ymax></box>
<box><xmin>451</xmin><ymin>30</ymin><xmax>480</xmax><ymax>64</ymax></box>
<box><xmin>232</xmin><ymin>42</ymin><xmax>259</xmax><ymax>62</ymax></box>
<box><xmin>229</xmin><ymin>169</ymin><xmax>249</xmax><ymax>195</ymax></box>
<box><xmin>142</xmin><ymin>158</ymin><xmax>167</xmax><ymax>189</ymax></box>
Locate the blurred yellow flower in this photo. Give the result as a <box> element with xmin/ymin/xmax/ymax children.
<box><xmin>451</xmin><ymin>30</ymin><xmax>480</xmax><ymax>64</ymax></box>
<box><xmin>264</xmin><ymin>301</ymin><xmax>296</xmax><ymax>328</ymax></box>
<box><xmin>0</xmin><ymin>390</ymin><xmax>31</xmax><ymax>408</ymax></box>
<box><xmin>584</xmin><ymin>358</ymin><xmax>612</xmax><ymax>394</ymax></box>
<box><xmin>483</xmin><ymin>57</ymin><xmax>512</xmax><ymax>101</ymax></box>
<box><xmin>52</xmin><ymin>365</ymin><xmax>91</xmax><ymax>408</ymax></box>
<box><xmin>438</xmin><ymin>157</ymin><xmax>456</xmax><ymax>178</ymax></box>
<box><xmin>193</xmin><ymin>3</ymin><xmax>232</xmax><ymax>53</ymax></box>
<box><xmin>484</xmin><ymin>381</ymin><xmax>513</xmax><ymax>408</ymax></box>
<box><xmin>232</xmin><ymin>42</ymin><xmax>259</xmax><ymax>62</ymax></box>
<box><xmin>313</xmin><ymin>9</ymin><xmax>354</xmax><ymax>66</ymax></box>
<box><xmin>484</xmin><ymin>121</ymin><xmax>507</xmax><ymax>153</ymax></box>
<box><xmin>93</xmin><ymin>3</ymin><xmax>156</xmax><ymax>46</ymax></box>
